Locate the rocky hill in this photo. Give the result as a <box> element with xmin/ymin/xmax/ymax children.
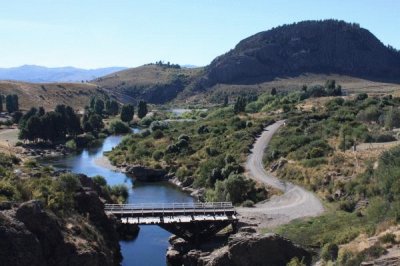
<box><xmin>195</xmin><ymin>20</ymin><xmax>400</xmax><ymax>89</ymax></box>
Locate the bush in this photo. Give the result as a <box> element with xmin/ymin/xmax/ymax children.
<box><xmin>321</xmin><ymin>243</ymin><xmax>339</xmax><ymax>261</ymax></box>
<box><xmin>150</xmin><ymin>121</ymin><xmax>168</xmax><ymax>131</ymax></box>
<box><xmin>286</xmin><ymin>257</ymin><xmax>306</xmax><ymax>266</ymax></box>
<box><xmin>65</xmin><ymin>139</ymin><xmax>77</xmax><ymax>150</ymax></box>
<box><xmin>110</xmin><ymin>185</ymin><xmax>129</xmax><ymax>203</ymax></box>
<box><xmin>152</xmin><ymin>150</ymin><xmax>164</xmax><ymax>161</ymax></box>
<box><xmin>93</xmin><ymin>175</ymin><xmax>107</xmax><ymax>187</ymax></box>
<box><xmin>140</xmin><ymin>129</ymin><xmax>151</xmax><ymax>137</ymax></box>
<box><xmin>0</xmin><ymin>181</ymin><xmax>16</xmax><ymax>199</ymax></box>
<box><xmin>152</xmin><ymin>129</ymin><xmax>164</xmax><ymax>139</ymax></box>
<box><xmin>109</xmin><ymin>120</ymin><xmax>130</xmax><ymax>134</ymax></box>
<box><xmin>339</xmin><ymin>200</ymin><xmax>356</xmax><ymax>212</ymax></box>
<box><xmin>178</xmin><ymin>134</ymin><xmax>190</xmax><ymax>141</ymax></box>
<box><xmin>379</xmin><ymin>233</ymin><xmax>397</xmax><ymax>244</ymax></box>
<box><xmin>241</xmin><ymin>200</ymin><xmax>254</xmax><ymax>207</ymax></box>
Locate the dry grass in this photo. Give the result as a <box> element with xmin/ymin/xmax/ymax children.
<box><xmin>184</xmin><ymin>73</ymin><xmax>400</xmax><ymax>104</ymax></box>
<box><xmin>94</xmin><ymin>65</ymin><xmax>202</xmax><ymax>88</ymax></box>
<box><xmin>0</xmin><ymin>81</ymin><xmax>102</xmax><ymax>111</ymax></box>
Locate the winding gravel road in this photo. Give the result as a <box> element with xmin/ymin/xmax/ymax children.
<box><xmin>237</xmin><ymin>120</ymin><xmax>324</xmax><ymax>227</ymax></box>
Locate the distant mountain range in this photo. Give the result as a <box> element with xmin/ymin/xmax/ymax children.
<box><xmin>0</xmin><ymin>65</ymin><xmax>127</xmax><ymax>83</ymax></box>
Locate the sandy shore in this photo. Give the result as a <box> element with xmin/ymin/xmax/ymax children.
<box><xmin>93</xmin><ymin>156</ymin><xmax>120</xmax><ymax>171</ymax></box>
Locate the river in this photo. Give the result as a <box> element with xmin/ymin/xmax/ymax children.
<box><xmin>42</xmin><ymin>132</ymin><xmax>194</xmax><ymax>266</ymax></box>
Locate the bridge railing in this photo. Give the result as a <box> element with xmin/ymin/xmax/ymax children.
<box><xmin>104</xmin><ymin>202</ymin><xmax>234</xmax><ymax>212</ymax></box>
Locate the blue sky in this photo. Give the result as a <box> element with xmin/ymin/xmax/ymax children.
<box><xmin>0</xmin><ymin>0</ymin><xmax>399</xmax><ymax>68</ymax></box>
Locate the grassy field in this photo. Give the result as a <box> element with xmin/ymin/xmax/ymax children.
<box><xmin>0</xmin><ymin>80</ymin><xmax>104</xmax><ymax>111</ymax></box>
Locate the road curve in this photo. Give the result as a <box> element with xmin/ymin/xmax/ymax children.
<box><xmin>237</xmin><ymin>120</ymin><xmax>324</xmax><ymax>227</ymax></box>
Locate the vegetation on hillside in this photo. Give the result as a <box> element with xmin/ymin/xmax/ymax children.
<box><xmin>0</xmin><ymin>153</ymin><xmax>128</xmax><ymax>211</ymax></box>
<box><xmin>257</xmin><ymin>89</ymin><xmax>400</xmax><ymax>264</ymax></box>
<box><xmin>108</xmin><ymin>107</ymin><xmax>271</xmax><ymax>205</ymax></box>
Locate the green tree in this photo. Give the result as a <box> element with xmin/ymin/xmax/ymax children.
<box><xmin>41</xmin><ymin>112</ymin><xmax>65</xmax><ymax>142</ymax></box>
<box><xmin>271</xmin><ymin>88</ymin><xmax>277</xmax><ymax>96</ymax></box>
<box><xmin>106</xmin><ymin>100</ymin><xmax>119</xmax><ymax>115</ymax></box>
<box><xmin>137</xmin><ymin>100</ymin><xmax>148</xmax><ymax>119</ymax></box>
<box><xmin>94</xmin><ymin>99</ymin><xmax>105</xmax><ymax>115</ymax></box>
<box><xmin>0</xmin><ymin>95</ymin><xmax>3</xmax><ymax>112</ymax></box>
<box><xmin>111</xmin><ymin>100</ymin><xmax>119</xmax><ymax>115</ymax></box>
<box><xmin>234</xmin><ymin>96</ymin><xmax>246</xmax><ymax>114</ymax></box>
<box><xmin>12</xmin><ymin>95</ymin><xmax>19</xmax><ymax>111</ymax></box>
<box><xmin>121</xmin><ymin>104</ymin><xmax>134</xmax><ymax>122</ymax></box>
<box><xmin>223</xmin><ymin>95</ymin><xmax>229</xmax><ymax>106</ymax></box>
<box><xmin>5</xmin><ymin>95</ymin><xmax>14</xmax><ymax>113</ymax></box>
<box><xmin>88</xmin><ymin>114</ymin><xmax>104</xmax><ymax>131</ymax></box>
<box><xmin>38</xmin><ymin>107</ymin><xmax>45</xmax><ymax>117</ymax></box>
<box><xmin>89</xmin><ymin>97</ymin><xmax>96</xmax><ymax>109</ymax></box>
<box><xmin>65</xmin><ymin>106</ymin><xmax>82</xmax><ymax>136</ymax></box>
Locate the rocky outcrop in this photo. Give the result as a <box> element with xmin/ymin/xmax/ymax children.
<box><xmin>197</xmin><ymin>20</ymin><xmax>400</xmax><ymax>90</ymax></box>
<box><xmin>0</xmin><ymin>174</ymin><xmax>123</xmax><ymax>266</ymax></box>
<box><xmin>166</xmin><ymin>232</ymin><xmax>311</xmax><ymax>266</ymax></box>
<box><xmin>126</xmin><ymin>165</ymin><xmax>168</xmax><ymax>181</ymax></box>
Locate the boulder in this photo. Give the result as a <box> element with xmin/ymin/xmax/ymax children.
<box><xmin>203</xmin><ymin>233</ymin><xmax>311</xmax><ymax>266</ymax></box>
<box><xmin>167</xmin><ymin>247</ymin><xmax>183</xmax><ymax>266</ymax></box>
<box><xmin>126</xmin><ymin>165</ymin><xmax>167</xmax><ymax>181</ymax></box>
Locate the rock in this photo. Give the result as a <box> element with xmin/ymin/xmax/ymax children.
<box><xmin>116</xmin><ymin>222</ymin><xmax>140</xmax><ymax>240</ymax></box>
<box><xmin>270</xmin><ymin>158</ymin><xmax>287</xmax><ymax>172</ymax></box>
<box><xmin>190</xmin><ymin>188</ymin><xmax>205</xmax><ymax>201</ymax></box>
<box><xmin>166</xmin><ymin>247</ymin><xmax>183</xmax><ymax>266</ymax></box>
<box><xmin>126</xmin><ymin>165</ymin><xmax>167</xmax><ymax>181</ymax></box>
<box><xmin>182</xmin><ymin>176</ymin><xmax>194</xmax><ymax>187</ymax></box>
<box><xmin>0</xmin><ymin>201</ymin><xmax>14</xmax><ymax>210</ymax></box>
<box><xmin>238</xmin><ymin>226</ymin><xmax>257</xmax><ymax>233</ymax></box>
<box><xmin>170</xmin><ymin>236</ymin><xmax>192</xmax><ymax>253</ymax></box>
<box><xmin>203</xmin><ymin>233</ymin><xmax>311</xmax><ymax>266</ymax></box>
<box><xmin>0</xmin><ymin>173</ymin><xmax>123</xmax><ymax>266</ymax></box>
<box><xmin>0</xmin><ymin>210</ymin><xmax>45</xmax><ymax>266</ymax></box>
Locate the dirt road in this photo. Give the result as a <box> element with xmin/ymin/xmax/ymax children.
<box><xmin>237</xmin><ymin>120</ymin><xmax>324</xmax><ymax>228</ymax></box>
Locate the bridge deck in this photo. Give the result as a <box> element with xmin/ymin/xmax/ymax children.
<box><xmin>105</xmin><ymin>202</ymin><xmax>237</xmax><ymax>225</ymax></box>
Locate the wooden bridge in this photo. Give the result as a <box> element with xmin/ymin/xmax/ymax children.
<box><xmin>105</xmin><ymin>202</ymin><xmax>238</xmax><ymax>243</ymax></box>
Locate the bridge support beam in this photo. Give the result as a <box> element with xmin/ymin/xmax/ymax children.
<box><xmin>159</xmin><ymin>219</ymin><xmax>237</xmax><ymax>244</ymax></box>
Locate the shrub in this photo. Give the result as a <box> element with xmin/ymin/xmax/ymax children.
<box><xmin>152</xmin><ymin>129</ymin><xmax>164</xmax><ymax>139</ymax></box>
<box><xmin>152</xmin><ymin>150</ymin><xmax>164</xmax><ymax>161</ymax></box>
<box><xmin>379</xmin><ymin>233</ymin><xmax>397</xmax><ymax>244</ymax></box>
<box><xmin>65</xmin><ymin>139</ymin><xmax>77</xmax><ymax>150</ymax></box>
<box><xmin>321</xmin><ymin>243</ymin><xmax>339</xmax><ymax>261</ymax></box>
<box><xmin>178</xmin><ymin>134</ymin><xmax>190</xmax><ymax>141</ymax></box>
<box><xmin>110</xmin><ymin>185</ymin><xmax>129</xmax><ymax>203</ymax></box>
<box><xmin>286</xmin><ymin>257</ymin><xmax>306</xmax><ymax>266</ymax></box>
<box><xmin>93</xmin><ymin>175</ymin><xmax>107</xmax><ymax>187</ymax></box>
<box><xmin>0</xmin><ymin>181</ymin><xmax>16</xmax><ymax>199</ymax></box>
<box><xmin>339</xmin><ymin>200</ymin><xmax>356</xmax><ymax>212</ymax></box>
<box><xmin>150</xmin><ymin>121</ymin><xmax>168</xmax><ymax>131</ymax></box>
<box><xmin>140</xmin><ymin>116</ymin><xmax>154</xmax><ymax>127</ymax></box>
<box><xmin>140</xmin><ymin>129</ymin><xmax>151</xmax><ymax>137</ymax></box>
<box><xmin>241</xmin><ymin>200</ymin><xmax>254</xmax><ymax>207</ymax></box>
<box><xmin>109</xmin><ymin>120</ymin><xmax>130</xmax><ymax>134</ymax></box>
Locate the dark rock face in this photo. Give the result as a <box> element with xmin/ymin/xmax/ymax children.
<box><xmin>199</xmin><ymin>20</ymin><xmax>400</xmax><ymax>88</ymax></box>
<box><xmin>126</xmin><ymin>165</ymin><xmax>167</xmax><ymax>181</ymax></box>
<box><xmin>0</xmin><ymin>174</ymin><xmax>123</xmax><ymax>266</ymax></box>
<box><xmin>205</xmin><ymin>233</ymin><xmax>311</xmax><ymax>266</ymax></box>
<box><xmin>176</xmin><ymin>233</ymin><xmax>311</xmax><ymax>266</ymax></box>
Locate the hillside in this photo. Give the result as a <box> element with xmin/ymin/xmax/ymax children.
<box><xmin>0</xmin><ymin>81</ymin><xmax>107</xmax><ymax>111</ymax></box>
<box><xmin>195</xmin><ymin>20</ymin><xmax>400</xmax><ymax>89</ymax></box>
<box><xmin>0</xmin><ymin>65</ymin><xmax>126</xmax><ymax>83</ymax></box>
<box><xmin>94</xmin><ymin>64</ymin><xmax>203</xmax><ymax>104</ymax></box>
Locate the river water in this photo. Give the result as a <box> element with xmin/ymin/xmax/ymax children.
<box><xmin>42</xmin><ymin>132</ymin><xmax>194</xmax><ymax>266</ymax></box>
